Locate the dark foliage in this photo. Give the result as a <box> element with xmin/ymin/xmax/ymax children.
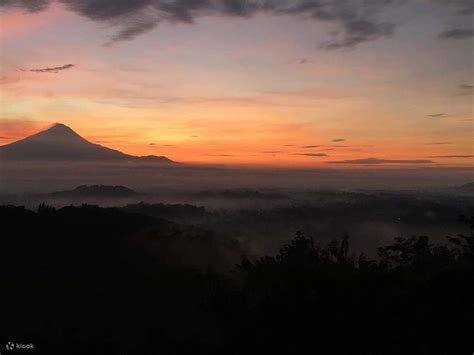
<box><xmin>0</xmin><ymin>205</ymin><xmax>472</xmax><ymax>354</ymax></box>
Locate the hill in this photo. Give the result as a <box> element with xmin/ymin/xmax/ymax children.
<box><xmin>51</xmin><ymin>185</ymin><xmax>139</xmax><ymax>198</ymax></box>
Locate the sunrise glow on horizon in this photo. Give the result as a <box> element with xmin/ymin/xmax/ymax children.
<box><xmin>0</xmin><ymin>1</ymin><xmax>472</xmax><ymax>167</ymax></box>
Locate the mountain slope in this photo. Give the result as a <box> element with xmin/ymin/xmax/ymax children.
<box><xmin>0</xmin><ymin>123</ymin><xmax>175</xmax><ymax>163</ymax></box>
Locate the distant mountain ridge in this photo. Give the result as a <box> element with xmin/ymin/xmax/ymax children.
<box><xmin>51</xmin><ymin>185</ymin><xmax>138</xmax><ymax>198</ymax></box>
<box><xmin>0</xmin><ymin>123</ymin><xmax>176</xmax><ymax>163</ymax></box>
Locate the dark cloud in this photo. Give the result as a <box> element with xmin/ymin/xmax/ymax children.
<box><xmin>427</xmin><ymin>113</ymin><xmax>445</xmax><ymax>117</ymax></box>
<box><xmin>106</xmin><ymin>21</ymin><xmax>158</xmax><ymax>45</ymax></box>
<box><xmin>301</xmin><ymin>145</ymin><xmax>321</xmax><ymax>148</ymax></box>
<box><xmin>332</xmin><ymin>138</ymin><xmax>345</xmax><ymax>142</ymax></box>
<box><xmin>425</xmin><ymin>142</ymin><xmax>452</xmax><ymax>145</ymax></box>
<box><xmin>22</xmin><ymin>64</ymin><xmax>75</xmax><ymax>73</ymax></box>
<box><xmin>439</xmin><ymin>28</ymin><xmax>474</xmax><ymax>40</ymax></box>
<box><xmin>1</xmin><ymin>0</ymin><xmax>402</xmax><ymax>48</ymax></box>
<box><xmin>0</xmin><ymin>0</ymin><xmax>49</xmax><ymax>12</ymax></box>
<box><xmin>327</xmin><ymin>158</ymin><xmax>433</xmax><ymax>164</ymax></box>
<box><xmin>295</xmin><ymin>153</ymin><xmax>328</xmax><ymax>157</ymax></box>
<box><xmin>322</xmin><ymin>20</ymin><xmax>394</xmax><ymax>49</ymax></box>
<box><xmin>60</xmin><ymin>0</ymin><xmax>151</xmax><ymax>20</ymax></box>
<box><xmin>428</xmin><ymin>155</ymin><xmax>474</xmax><ymax>158</ymax></box>
<box><xmin>433</xmin><ymin>0</ymin><xmax>474</xmax><ymax>16</ymax></box>
<box><xmin>459</xmin><ymin>84</ymin><xmax>473</xmax><ymax>90</ymax></box>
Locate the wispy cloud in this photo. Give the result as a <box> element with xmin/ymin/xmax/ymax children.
<box><xmin>21</xmin><ymin>64</ymin><xmax>75</xmax><ymax>73</ymax></box>
<box><xmin>433</xmin><ymin>0</ymin><xmax>474</xmax><ymax>16</ymax></box>
<box><xmin>460</xmin><ymin>84</ymin><xmax>474</xmax><ymax>90</ymax></box>
<box><xmin>439</xmin><ymin>28</ymin><xmax>474</xmax><ymax>40</ymax></box>
<box><xmin>332</xmin><ymin>138</ymin><xmax>345</xmax><ymax>142</ymax></box>
<box><xmin>205</xmin><ymin>154</ymin><xmax>235</xmax><ymax>157</ymax></box>
<box><xmin>327</xmin><ymin>158</ymin><xmax>433</xmax><ymax>164</ymax></box>
<box><xmin>0</xmin><ymin>118</ymin><xmax>43</xmax><ymax>139</ymax></box>
<box><xmin>427</xmin><ymin>113</ymin><xmax>445</xmax><ymax>117</ymax></box>
<box><xmin>458</xmin><ymin>84</ymin><xmax>474</xmax><ymax>97</ymax></box>
<box><xmin>301</xmin><ymin>145</ymin><xmax>321</xmax><ymax>148</ymax></box>
<box><xmin>295</xmin><ymin>153</ymin><xmax>328</xmax><ymax>157</ymax></box>
<box><xmin>425</xmin><ymin>142</ymin><xmax>452</xmax><ymax>145</ymax></box>
<box><xmin>428</xmin><ymin>155</ymin><xmax>474</xmax><ymax>158</ymax></box>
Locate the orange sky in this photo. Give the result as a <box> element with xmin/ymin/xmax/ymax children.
<box><xmin>0</xmin><ymin>2</ymin><xmax>472</xmax><ymax>167</ymax></box>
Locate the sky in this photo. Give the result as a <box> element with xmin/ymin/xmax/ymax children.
<box><xmin>0</xmin><ymin>0</ymin><xmax>472</xmax><ymax>167</ymax></box>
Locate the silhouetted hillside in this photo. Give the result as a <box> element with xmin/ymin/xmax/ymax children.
<box><xmin>0</xmin><ymin>204</ymin><xmax>472</xmax><ymax>354</ymax></box>
<box><xmin>0</xmin><ymin>123</ymin><xmax>175</xmax><ymax>163</ymax></box>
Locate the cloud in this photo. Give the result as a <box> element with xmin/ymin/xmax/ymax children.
<box><xmin>332</xmin><ymin>138</ymin><xmax>345</xmax><ymax>142</ymax></box>
<box><xmin>428</xmin><ymin>155</ymin><xmax>474</xmax><ymax>158</ymax></box>
<box><xmin>427</xmin><ymin>113</ymin><xmax>445</xmax><ymax>117</ymax></box>
<box><xmin>459</xmin><ymin>84</ymin><xmax>474</xmax><ymax>96</ymax></box>
<box><xmin>301</xmin><ymin>145</ymin><xmax>321</xmax><ymax>148</ymax></box>
<box><xmin>0</xmin><ymin>118</ymin><xmax>43</xmax><ymax>138</ymax></box>
<box><xmin>327</xmin><ymin>157</ymin><xmax>433</xmax><ymax>164</ymax></box>
<box><xmin>0</xmin><ymin>75</ymin><xmax>20</xmax><ymax>85</ymax></box>
<box><xmin>425</xmin><ymin>142</ymin><xmax>452</xmax><ymax>145</ymax></box>
<box><xmin>322</xmin><ymin>20</ymin><xmax>394</xmax><ymax>49</ymax></box>
<box><xmin>433</xmin><ymin>0</ymin><xmax>474</xmax><ymax>16</ymax></box>
<box><xmin>1</xmin><ymin>0</ymin><xmax>402</xmax><ymax>48</ymax></box>
<box><xmin>105</xmin><ymin>20</ymin><xmax>158</xmax><ymax>46</ymax></box>
<box><xmin>439</xmin><ymin>28</ymin><xmax>474</xmax><ymax>40</ymax></box>
<box><xmin>459</xmin><ymin>84</ymin><xmax>473</xmax><ymax>90</ymax></box>
<box><xmin>262</xmin><ymin>150</ymin><xmax>283</xmax><ymax>154</ymax></box>
<box><xmin>21</xmin><ymin>64</ymin><xmax>75</xmax><ymax>73</ymax></box>
<box><xmin>295</xmin><ymin>153</ymin><xmax>328</xmax><ymax>157</ymax></box>
<box><xmin>0</xmin><ymin>0</ymin><xmax>49</xmax><ymax>12</ymax></box>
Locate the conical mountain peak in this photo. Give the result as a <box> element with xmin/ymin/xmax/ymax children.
<box><xmin>0</xmin><ymin>123</ymin><xmax>175</xmax><ymax>163</ymax></box>
<box><xmin>27</xmin><ymin>122</ymin><xmax>88</xmax><ymax>144</ymax></box>
<box><xmin>50</xmin><ymin>122</ymin><xmax>73</xmax><ymax>131</ymax></box>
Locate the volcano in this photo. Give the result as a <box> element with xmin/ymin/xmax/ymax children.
<box><xmin>0</xmin><ymin>123</ymin><xmax>175</xmax><ymax>163</ymax></box>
